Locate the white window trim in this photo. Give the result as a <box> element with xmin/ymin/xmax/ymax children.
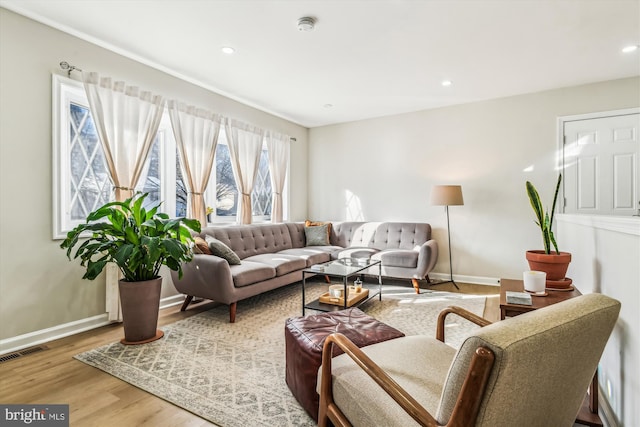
<box><xmin>52</xmin><ymin>74</ymin><xmax>89</xmax><ymax>239</ymax></box>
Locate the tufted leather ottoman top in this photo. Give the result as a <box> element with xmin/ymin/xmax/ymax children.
<box><xmin>286</xmin><ymin>307</ymin><xmax>405</xmax><ymax>357</ymax></box>
<box><xmin>285</xmin><ymin>308</ymin><xmax>405</xmax><ymax>420</ymax></box>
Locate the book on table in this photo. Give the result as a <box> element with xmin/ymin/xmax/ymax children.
<box><xmin>505</xmin><ymin>291</ymin><xmax>532</xmax><ymax>306</ymax></box>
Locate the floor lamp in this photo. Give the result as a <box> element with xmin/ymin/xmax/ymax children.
<box><xmin>430</xmin><ymin>185</ymin><xmax>464</xmax><ymax>289</ymax></box>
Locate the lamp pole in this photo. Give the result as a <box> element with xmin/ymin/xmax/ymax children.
<box><xmin>445</xmin><ymin>205</ymin><xmax>459</xmax><ymax>289</ymax></box>
<box><xmin>430</xmin><ymin>185</ymin><xmax>463</xmax><ymax>290</ymax></box>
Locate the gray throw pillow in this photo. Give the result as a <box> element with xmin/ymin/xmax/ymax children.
<box><xmin>205</xmin><ymin>235</ymin><xmax>241</xmax><ymax>265</ymax></box>
<box><xmin>305</xmin><ymin>224</ymin><xmax>330</xmax><ymax>246</ymax></box>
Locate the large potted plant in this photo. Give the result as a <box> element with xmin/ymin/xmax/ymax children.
<box><xmin>61</xmin><ymin>193</ymin><xmax>201</xmax><ymax>344</ymax></box>
<box><xmin>525</xmin><ymin>174</ymin><xmax>572</xmax><ymax>290</ymax></box>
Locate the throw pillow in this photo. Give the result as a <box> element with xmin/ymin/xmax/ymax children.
<box><xmin>305</xmin><ymin>224</ymin><xmax>331</xmax><ymax>246</ymax></box>
<box><xmin>192</xmin><ymin>236</ymin><xmax>212</xmax><ymax>255</ymax></box>
<box><xmin>305</xmin><ymin>220</ymin><xmax>332</xmax><ymax>235</ymax></box>
<box><xmin>205</xmin><ymin>235</ymin><xmax>241</xmax><ymax>265</ymax></box>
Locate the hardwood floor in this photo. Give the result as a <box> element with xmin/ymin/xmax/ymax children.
<box><xmin>0</xmin><ymin>282</ymin><xmax>499</xmax><ymax>426</ymax></box>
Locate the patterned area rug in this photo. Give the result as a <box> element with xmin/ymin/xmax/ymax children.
<box><xmin>74</xmin><ymin>281</ymin><xmax>486</xmax><ymax>427</ymax></box>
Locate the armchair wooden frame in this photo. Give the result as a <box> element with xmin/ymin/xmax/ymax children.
<box><xmin>318</xmin><ymin>306</ymin><xmax>494</xmax><ymax>427</ymax></box>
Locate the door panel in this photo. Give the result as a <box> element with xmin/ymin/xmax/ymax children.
<box><xmin>563</xmin><ymin>112</ymin><xmax>639</xmax><ymax>216</ymax></box>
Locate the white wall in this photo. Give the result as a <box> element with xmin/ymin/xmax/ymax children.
<box><xmin>308</xmin><ymin>78</ymin><xmax>640</xmax><ymax>282</ymax></box>
<box><xmin>558</xmin><ymin>216</ymin><xmax>639</xmax><ymax>427</ymax></box>
<box><xmin>0</xmin><ymin>8</ymin><xmax>308</xmax><ymax>342</ymax></box>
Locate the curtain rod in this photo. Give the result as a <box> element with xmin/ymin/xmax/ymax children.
<box><xmin>61</xmin><ymin>60</ymin><xmax>298</xmax><ymax>142</ymax></box>
<box><xmin>60</xmin><ymin>61</ymin><xmax>82</xmax><ymax>76</ymax></box>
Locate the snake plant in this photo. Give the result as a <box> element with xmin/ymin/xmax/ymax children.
<box><xmin>526</xmin><ymin>174</ymin><xmax>562</xmax><ymax>255</ymax></box>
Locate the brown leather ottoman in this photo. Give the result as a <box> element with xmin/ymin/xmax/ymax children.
<box><xmin>284</xmin><ymin>308</ymin><xmax>405</xmax><ymax>421</ymax></box>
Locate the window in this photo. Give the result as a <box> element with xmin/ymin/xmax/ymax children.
<box><xmin>211</xmin><ymin>131</ymin><xmax>272</xmax><ymax>222</ymax></box>
<box><xmin>53</xmin><ymin>75</ymin><xmax>170</xmax><ymax>238</ymax></box>
<box><xmin>53</xmin><ymin>74</ymin><xmax>283</xmax><ymax>238</ymax></box>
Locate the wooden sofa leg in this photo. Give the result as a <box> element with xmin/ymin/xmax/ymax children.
<box><xmin>181</xmin><ymin>295</ymin><xmax>194</xmax><ymax>311</ymax></box>
<box><xmin>324</xmin><ymin>275</ymin><xmax>331</xmax><ymax>284</ymax></box>
<box><xmin>412</xmin><ymin>279</ymin><xmax>421</xmax><ymax>294</ymax></box>
<box><xmin>229</xmin><ymin>302</ymin><xmax>237</xmax><ymax>323</ymax></box>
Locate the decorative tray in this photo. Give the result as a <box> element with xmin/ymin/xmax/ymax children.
<box><xmin>319</xmin><ymin>287</ymin><xmax>369</xmax><ymax>307</ymax></box>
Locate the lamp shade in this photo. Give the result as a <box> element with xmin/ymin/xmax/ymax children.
<box><xmin>430</xmin><ymin>185</ymin><xmax>464</xmax><ymax>206</ymax></box>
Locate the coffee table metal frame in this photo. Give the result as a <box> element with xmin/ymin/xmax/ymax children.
<box><xmin>302</xmin><ymin>258</ymin><xmax>382</xmax><ymax>315</ymax></box>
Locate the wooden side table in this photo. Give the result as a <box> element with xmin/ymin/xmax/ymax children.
<box><xmin>499</xmin><ymin>279</ymin><xmax>603</xmax><ymax>427</ymax></box>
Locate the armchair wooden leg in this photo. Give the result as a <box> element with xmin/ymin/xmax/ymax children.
<box><xmin>229</xmin><ymin>302</ymin><xmax>237</xmax><ymax>323</ymax></box>
<box><xmin>411</xmin><ymin>279</ymin><xmax>421</xmax><ymax>294</ymax></box>
<box><xmin>324</xmin><ymin>275</ymin><xmax>331</xmax><ymax>284</ymax></box>
<box><xmin>180</xmin><ymin>295</ymin><xmax>194</xmax><ymax>311</ymax></box>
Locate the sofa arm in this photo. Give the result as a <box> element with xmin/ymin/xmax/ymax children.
<box><xmin>169</xmin><ymin>254</ymin><xmax>236</xmax><ymax>304</ymax></box>
<box><xmin>415</xmin><ymin>239</ymin><xmax>438</xmax><ymax>279</ymax></box>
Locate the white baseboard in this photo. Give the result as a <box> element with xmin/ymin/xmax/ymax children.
<box><xmin>0</xmin><ymin>313</ymin><xmax>111</xmax><ymax>355</ymax></box>
<box><xmin>159</xmin><ymin>294</ymin><xmax>187</xmax><ymax>310</ymax></box>
<box><xmin>429</xmin><ymin>272</ymin><xmax>501</xmax><ymax>286</ymax></box>
<box><xmin>0</xmin><ymin>294</ymin><xmax>187</xmax><ymax>356</ymax></box>
<box><xmin>598</xmin><ymin>387</ymin><xmax>618</xmax><ymax>427</ymax></box>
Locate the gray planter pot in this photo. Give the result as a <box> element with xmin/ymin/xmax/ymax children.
<box><xmin>118</xmin><ymin>277</ymin><xmax>164</xmax><ymax>345</ymax></box>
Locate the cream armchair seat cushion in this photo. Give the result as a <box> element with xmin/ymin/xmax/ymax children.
<box><xmin>318</xmin><ymin>336</ymin><xmax>455</xmax><ymax>426</ymax></box>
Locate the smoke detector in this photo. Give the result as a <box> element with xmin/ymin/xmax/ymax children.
<box><xmin>297</xmin><ymin>17</ymin><xmax>316</xmax><ymax>32</ymax></box>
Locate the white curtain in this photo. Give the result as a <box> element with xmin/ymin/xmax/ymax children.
<box><xmin>225</xmin><ymin>119</ymin><xmax>265</xmax><ymax>224</ymax></box>
<box><xmin>83</xmin><ymin>71</ymin><xmax>165</xmax><ymax>321</ymax></box>
<box><xmin>266</xmin><ymin>131</ymin><xmax>290</xmax><ymax>223</ymax></box>
<box><xmin>168</xmin><ymin>101</ymin><xmax>222</xmax><ymax>227</ymax></box>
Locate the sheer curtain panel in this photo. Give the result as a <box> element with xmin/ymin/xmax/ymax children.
<box><xmin>225</xmin><ymin>120</ymin><xmax>265</xmax><ymax>224</ymax></box>
<box><xmin>82</xmin><ymin>71</ymin><xmax>165</xmax><ymax>321</ymax></box>
<box><xmin>266</xmin><ymin>132</ymin><xmax>290</xmax><ymax>222</ymax></box>
<box><xmin>168</xmin><ymin>101</ymin><xmax>221</xmax><ymax>227</ymax></box>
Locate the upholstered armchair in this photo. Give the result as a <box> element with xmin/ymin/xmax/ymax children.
<box><xmin>318</xmin><ymin>293</ymin><xmax>620</xmax><ymax>427</ymax></box>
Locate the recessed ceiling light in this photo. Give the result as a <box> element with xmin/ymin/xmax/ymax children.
<box><xmin>441</xmin><ymin>80</ymin><xmax>452</xmax><ymax>87</ymax></box>
<box><xmin>221</xmin><ymin>46</ymin><xmax>235</xmax><ymax>54</ymax></box>
<box><xmin>622</xmin><ymin>45</ymin><xmax>639</xmax><ymax>53</ymax></box>
<box><xmin>323</xmin><ymin>104</ymin><xmax>333</xmax><ymax>108</ymax></box>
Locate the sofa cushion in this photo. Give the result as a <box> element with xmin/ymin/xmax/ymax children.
<box><xmin>243</xmin><ymin>253</ymin><xmax>307</xmax><ymax>276</ymax></box>
<box><xmin>205</xmin><ymin>235</ymin><xmax>241</xmax><ymax>265</ymax></box>
<box><xmin>230</xmin><ymin>261</ymin><xmax>276</xmax><ymax>287</ymax></box>
<box><xmin>372</xmin><ymin>249</ymin><xmax>419</xmax><ymax>268</ymax></box>
<box><xmin>278</xmin><ymin>248</ymin><xmax>332</xmax><ymax>267</ymax></box>
<box><xmin>192</xmin><ymin>236</ymin><xmax>212</xmax><ymax>255</ymax></box>
<box><xmin>202</xmin><ymin>223</ymin><xmax>294</xmax><ymax>259</ymax></box>
<box><xmin>305</xmin><ymin>224</ymin><xmax>331</xmax><ymax>246</ymax></box>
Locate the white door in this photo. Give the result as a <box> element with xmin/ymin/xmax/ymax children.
<box><xmin>562</xmin><ymin>111</ymin><xmax>640</xmax><ymax>216</ymax></box>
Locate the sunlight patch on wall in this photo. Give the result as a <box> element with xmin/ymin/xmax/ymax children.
<box><xmin>345</xmin><ymin>189</ymin><xmax>364</xmax><ymax>221</ymax></box>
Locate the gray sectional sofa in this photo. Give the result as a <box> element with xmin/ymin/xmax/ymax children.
<box><xmin>170</xmin><ymin>221</ymin><xmax>438</xmax><ymax>322</ymax></box>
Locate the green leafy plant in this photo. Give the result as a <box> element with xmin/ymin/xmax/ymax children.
<box><xmin>61</xmin><ymin>193</ymin><xmax>201</xmax><ymax>282</ymax></box>
<box><xmin>526</xmin><ymin>174</ymin><xmax>562</xmax><ymax>255</ymax></box>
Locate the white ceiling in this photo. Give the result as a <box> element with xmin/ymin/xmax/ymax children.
<box><xmin>2</xmin><ymin>0</ymin><xmax>639</xmax><ymax>128</ymax></box>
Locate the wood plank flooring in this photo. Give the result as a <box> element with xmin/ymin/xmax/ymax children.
<box><xmin>0</xmin><ymin>282</ymin><xmax>499</xmax><ymax>426</ymax></box>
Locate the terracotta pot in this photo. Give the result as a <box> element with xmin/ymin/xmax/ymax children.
<box><xmin>525</xmin><ymin>250</ymin><xmax>572</xmax><ymax>282</ymax></box>
<box><xmin>118</xmin><ymin>277</ymin><xmax>164</xmax><ymax>345</ymax></box>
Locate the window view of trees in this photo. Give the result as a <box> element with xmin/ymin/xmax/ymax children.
<box><xmin>215</xmin><ymin>143</ymin><xmax>237</xmax><ymax>217</ymax></box>
<box><xmin>69</xmin><ymin>103</ymin><xmax>110</xmax><ymax>220</ymax></box>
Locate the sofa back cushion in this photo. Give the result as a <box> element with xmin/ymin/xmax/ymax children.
<box><xmin>331</xmin><ymin>222</ymin><xmax>431</xmax><ymax>250</ymax></box>
<box><xmin>200</xmin><ymin>223</ymin><xmax>294</xmax><ymax>260</ymax></box>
